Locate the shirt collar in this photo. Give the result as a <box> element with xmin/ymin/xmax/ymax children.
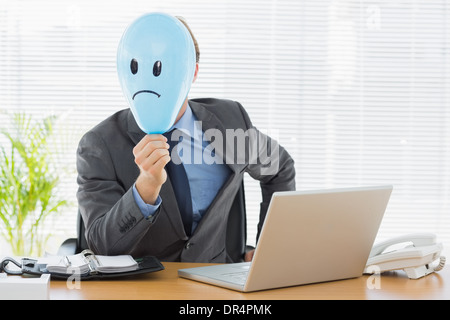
<box><xmin>168</xmin><ymin>103</ymin><xmax>197</xmax><ymax>137</ymax></box>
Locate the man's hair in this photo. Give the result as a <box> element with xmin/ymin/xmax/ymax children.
<box><xmin>176</xmin><ymin>16</ymin><xmax>200</xmax><ymax>63</ymax></box>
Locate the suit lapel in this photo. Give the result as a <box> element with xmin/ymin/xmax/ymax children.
<box><xmin>126</xmin><ymin>110</ymin><xmax>146</xmax><ymax>145</ymax></box>
<box><xmin>189</xmin><ymin>100</ymin><xmax>247</xmax><ymax>235</ymax></box>
<box><xmin>189</xmin><ymin>100</ymin><xmax>247</xmax><ymax>174</ymax></box>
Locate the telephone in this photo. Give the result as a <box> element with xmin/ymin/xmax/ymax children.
<box><xmin>364</xmin><ymin>233</ymin><xmax>446</xmax><ymax>279</ymax></box>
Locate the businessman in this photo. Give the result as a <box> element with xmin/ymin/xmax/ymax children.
<box><xmin>76</xmin><ymin>16</ymin><xmax>296</xmax><ymax>263</ymax></box>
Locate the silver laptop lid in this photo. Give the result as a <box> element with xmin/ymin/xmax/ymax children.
<box><xmin>244</xmin><ymin>185</ymin><xmax>393</xmax><ymax>292</ymax></box>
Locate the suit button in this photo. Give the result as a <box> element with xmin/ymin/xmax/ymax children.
<box><xmin>185</xmin><ymin>242</ymin><xmax>192</xmax><ymax>249</ymax></box>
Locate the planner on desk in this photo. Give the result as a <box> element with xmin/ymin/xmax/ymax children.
<box><xmin>40</xmin><ymin>249</ymin><xmax>138</xmax><ymax>275</ymax></box>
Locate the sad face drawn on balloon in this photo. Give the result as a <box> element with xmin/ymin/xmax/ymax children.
<box><xmin>130</xmin><ymin>59</ymin><xmax>162</xmax><ymax>99</ymax></box>
<box><xmin>117</xmin><ymin>13</ymin><xmax>197</xmax><ymax>134</ymax></box>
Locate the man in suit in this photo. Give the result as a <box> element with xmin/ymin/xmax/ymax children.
<box><xmin>76</xmin><ymin>17</ymin><xmax>296</xmax><ymax>263</ymax></box>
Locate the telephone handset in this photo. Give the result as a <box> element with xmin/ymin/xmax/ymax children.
<box><xmin>364</xmin><ymin>233</ymin><xmax>446</xmax><ymax>279</ymax></box>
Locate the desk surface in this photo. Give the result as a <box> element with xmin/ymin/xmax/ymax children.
<box><xmin>49</xmin><ymin>262</ymin><xmax>449</xmax><ymax>300</ymax></box>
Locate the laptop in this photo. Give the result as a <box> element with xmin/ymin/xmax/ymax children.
<box><xmin>178</xmin><ymin>185</ymin><xmax>393</xmax><ymax>292</ymax></box>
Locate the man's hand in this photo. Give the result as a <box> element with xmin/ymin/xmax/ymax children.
<box><xmin>133</xmin><ymin>134</ymin><xmax>171</xmax><ymax>204</ymax></box>
<box><xmin>244</xmin><ymin>249</ymin><xmax>255</xmax><ymax>262</ymax></box>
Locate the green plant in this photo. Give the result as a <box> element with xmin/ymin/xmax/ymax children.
<box><xmin>0</xmin><ymin>113</ymin><xmax>67</xmax><ymax>256</ymax></box>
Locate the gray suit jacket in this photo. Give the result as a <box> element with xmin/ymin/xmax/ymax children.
<box><xmin>76</xmin><ymin>98</ymin><xmax>295</xmax><ymax>262</ymax></box>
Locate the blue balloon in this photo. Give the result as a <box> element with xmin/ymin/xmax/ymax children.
<box><xmin>117</xmin><ymin>13</ymin><xmax>196</xmax><ymax>134</ymax></box>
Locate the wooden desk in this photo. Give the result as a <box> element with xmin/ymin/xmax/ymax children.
<box><xmin>49</xmin><ymin>262</ymin><xmax>450</xmax><ymax>300</ymax></box>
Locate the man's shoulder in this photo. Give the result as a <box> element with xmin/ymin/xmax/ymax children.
<box><xmin>90</xmin><ymin>108</ymin><xmax>129</xmax><ymax>133</ymax></box>
<box><xmin>189</xmin><ymin>97</ymin><xmax>241</xmax><ymax>110</ymax></box>
<box><xmin>189</xmin><ymin>97</ymin><xmax>248</xmax><ymax>124</ymax></box>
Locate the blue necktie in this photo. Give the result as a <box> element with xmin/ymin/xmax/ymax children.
<box><xmin>164</xmin><ymin>129</ymin><xmax>193</xmax><ymax>236</ymax></box>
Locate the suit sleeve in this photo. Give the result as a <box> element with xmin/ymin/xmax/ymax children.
<box><xmin>76</xmin><ymin>131</ymin><xmax>160</xmax><ymax>255</ymax></box>
<box><xmin>235</xmin><ymin>101</ymin><xmax>296</xmax><ymax>241</ymax></box>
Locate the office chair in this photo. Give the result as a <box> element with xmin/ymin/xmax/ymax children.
<box><xmin>57</xmin><ymin>209</ymin><xmax>87</xmax><ymax>256</ymax></box>
<box><xmin>58</xmin><ymin>182</ymin><xmax>250</xmax><ymax>262</ymax></box>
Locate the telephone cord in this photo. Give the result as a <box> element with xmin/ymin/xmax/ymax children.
<box><xmin>434</xmin><ymin>256</ymin><xmax>446</xmax><ymax>272</ymax></box>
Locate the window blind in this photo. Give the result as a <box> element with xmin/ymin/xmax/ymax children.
<box><xmin>0</xmin><ymin>0</ymin><xmax>449</xmax><ymax>257</ymax></box>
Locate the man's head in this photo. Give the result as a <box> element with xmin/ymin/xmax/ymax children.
<box><xmin>117</xmin><ymin>12</ymin><xmax>197</xmax><ymax>134</ymax></box>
